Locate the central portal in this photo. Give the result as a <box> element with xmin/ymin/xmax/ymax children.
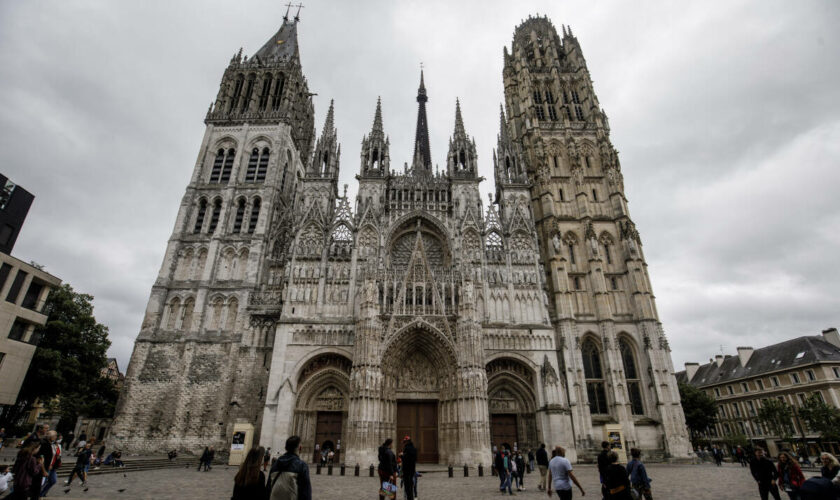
<box><xmin>396</xmin><ymin>401</ymin><xmax>439</xmax><ymax>463</ymax></box>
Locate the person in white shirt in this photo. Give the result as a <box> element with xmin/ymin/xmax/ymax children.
<box><xmin>0</xmin><ymin>464</ymin><xmax>12</xmax><ymax>495</ymax></box>
<box><xmin>546</xmin><ymin>445</ymin><xmax>585</xmax><ymax>499</ymax></box>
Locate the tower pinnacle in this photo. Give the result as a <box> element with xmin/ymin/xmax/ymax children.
<box><xmin>413</xmin><ymin>70</ymin><xmax>432</xmax><ymax>171</ymax></box>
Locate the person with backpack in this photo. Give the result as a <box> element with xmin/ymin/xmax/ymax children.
<box><xmin>267</xmin><ymin>435</ymin><xmax>311</xmax><ymax>500</ymax></box>
<box><xmin>232</xmin><ymin>447</ymin><xmax>268</xmax><ymax>500</ymax></box>
<box><xmin>750</xmin><ymin>447</ymin><xmax>782</xmax><ymax>500</ymax></box>
<box><xmin>626</xmin><ymin>448</ymin><xmax>652</xmax><ymax>500</ymax></box>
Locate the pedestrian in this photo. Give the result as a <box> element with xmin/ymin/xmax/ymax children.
<box><xmin>263</xmin><ymin>447</ymin><xmax>272</xmax><ymax>471</ymax></box>
<box><xmin>494</xmin><ymin>447</ymin><xmax>507</xmax><ymax>492</ymax></box>
<box><xmin>9</xmin><ymin>441</ymin><xmax>46</xmax><ymax>500</ymax></box>
<box><xmin>750</xmin><ymin>446</ymin><xmax>782</xmax><ymax>500</ymax></box>
<box><xmin>500</xmin><ymin>450</ymin><xmax>514</xmax><ymax>495</ymax></box>
<box><xmin>777</xmin><ymin>451</ymin><xmax>805</xmax><ymax>500</ymax></box>
<box><xmin>207</xmin><ymin>447</ymin><xmax>215</xmax><ymax>470</ymax></box>
<box><xmin>536</xmin><ymin>443</ymin><xmax>550</xmax><ymax>491</ymax></box>
<box><xmin>113</xmin><ymin>449</ymin><xmax>124</xmax><ymax>468</ymax></box>
<box><xmin>0</xmin><ymin>464</ymin><xmax>12</xmax><ymax>496</ymax></box>
<box><xmin>267</xmin><ymin>435</ymin><xmax>311</xmax><ymax>500</ymax></box>
<box><xmin>65</xmin><ymin>442</ymin><xmax>93</xmax><ymax>487</ymax></box>
<box><xmin>797</xmin><ymin>446</ymin><xmax>811</xmax><ymax>467</ymax></box>
<box><xmin>546</xmin><ymin>445</ymin><xmax>585</xmax><ymax>499</ymax></box>
<box><xmin>377</xmin><ymin>438</ymin><xmax>397</xmax><ymax>500</ymax></box>
<box><xmin>712</xmin><ymin>445</ymin><xmax>723</xmax><ymax>467</ymax></box>
<box><xmin>603</xmin><ymin>451</ymin><xmax>632</xmax><ymax>499</ymax></box>
<box><xmin>76</xmin><ymin>432</ymin><xmax>87</xmax><ymax>452</ymax></box>
<box><xmin>401</xmin><ymin>436</ymin><xmax>418</xmax><ymax>500</ymax></box>
<box><xmin>199</xmin><ymin>446</ymin><xmax>210</xmax><ymax>471</ymax></box>
<box><xmin>528</xmin><ymin>448</ymin><xmax>535</xmax><ymax>473</ymax></box>
<box><xmin>95</xmin><ymin>444</ymin><xmax>106</xmax><ymax>468</ymax></box>
<box><xmin>819</xmin><ymin>453</ymin><xmax>840</xmax><ymax>480</ymax></box>
<box><xmin>232</xmin><ymin>446</ymin><xmax>268</xmax><ymax>500</ymax></box>
<box><xmin>38</xmin><ymin>429</ymin><xmax>62</xmax><ymax>497</ymax></box>
<box><xmin>597</xmin><ymin>440</ymin><xmax>611</xmax><ymax>498</ymax></box>
<box><xmin>327</xmin><ymin>448</ymin><xmax>335</xmax><ymax>465</ymax></box>
<box><xmin>22</xmin><ymin>423</ymin><xmax>47</xmax><ymax>447</ymax></box>
<box><xmin>515</xmin><ymin>450</ymin><xmax>526</xmax><ymax>491</ymax></box>
<box><xmin>737</xmin><ymin>445</ymin><xmax>748</xmax><ymax>467</ymax></box>
<box><xmin>626</xmin><ymin>448</ymin><xmax>653</xmax><ymax>500</ymax></box>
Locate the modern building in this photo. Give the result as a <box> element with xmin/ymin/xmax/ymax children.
<box><xmin>111</xmin><ymin>14</ymin><xmax>690</xmax><ymax>463</ymax></box>
<box><xmin>0</xmin><ymin>174</ymin><xmax>34</xmax><ymax>255</ymax></box>
<box><xmin>0</xmin><ymin>254</ymin><xmax>61</xmax><ymax>405</ymax></box>
<box><xmin>677</xmin><ymin>328</ymin><xmax>840</xmax><ymax>456</ymax></box>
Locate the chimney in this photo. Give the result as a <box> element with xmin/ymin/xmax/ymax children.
<box><xmin>714</xmin><ymin>355</ymin><xmax>724</xmax><ymax>367</ymax></box>
<box><xmin>684</xmin><ymin>362</ymin><xmax>699</xmax><ymax>381</ymax></box>
<box><xmin>823</xmin><ymin>328</ymin><xmax>840</xmax><ymax>348</ymax></box>
<box><xmin>737</xmin><ymin>347</ymin><xmax>754</xmax><ymax>366</ymax></box>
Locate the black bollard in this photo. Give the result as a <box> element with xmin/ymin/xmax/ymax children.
<box><xmin>340</xmin><ymin>463</ymin><xmax>345</xmax><ymax>476</ymax></box>
<box><xmin>327</xmin><ymin>464</ymin><xmax>333</xmax><ymax>475</ymax></box>
<box><xmin>448</xmin><ymin>464</ymin><xmax>453</xmax><ymax>478</ymax></box>
<box><xmin>478</xmin><ymin>463</ymin><xmax>484</xmax><ymax>477</ymax></box>
<box><xmin>464</xmin><ymin>464</ymin><xmax>469</xmax><ymax>477</ymax></box>
<box><xmin>354</xmin><ymin>464</ymin><xmax>360</xmax><ymax>476</ymax></box>
<box><xmin>369</xmin><ymin>464</ymin><xmax>375</xmax><ymax>477</ymax></box>
<box><xmin>316</xmin><ymin>463</ymin><xmax>322</xmax><ymax>475</ymax></box>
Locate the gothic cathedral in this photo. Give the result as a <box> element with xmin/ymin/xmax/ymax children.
<box><xmin>111</xmin><ymin>14</ymin><xmax>691</xmax><ymax>464</ymax></box>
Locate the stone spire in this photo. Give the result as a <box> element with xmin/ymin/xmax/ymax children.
<box><xmin>252</xmin><ymin>15</ymin><xmax>300</xmax><ymax>63</ymax></box>
<box><xmin>453</xmin><ymin>98</ymin><xmax>466</xmax><ymax>139</ymax></box>
<box><xmin>448</xmin><ymin>98</ymin><xmax>477</xmax><ymax>178</ymax></box>
<box><xmin>360</xmin><ymin>97</ymin><xmax>389</xmax><ymax>177</ymax></box>
<box><xmin>322</xmin><ymin>99</ymin><xmax>335</xmax><ymax>136</ymax></box>
<box><xmin>412</xmin><ymin>70</ymin><xmax>432</xmax><ymax>171</ymax></box>
<box><xmin>371</xmin><ymin>96</ymin><xmax>384</xmax><ymax>139</ymax></box>
<box><xmin>310</xmin><ymin>99</ymin><xmax>339</xmax><ymax>178</ymax></box>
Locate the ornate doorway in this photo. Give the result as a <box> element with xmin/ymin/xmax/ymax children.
<box><xmin>486</xmin><ymin>358</ymin><xmax>539</xmax><ymax>451</ymax></box>
<box><xmin>396</xmin><ymin>401</ymin><xmax>439</xmax><ymax>463</ymax></box>
<box><xmin>490</xmin><ymin>413</ymin><xmax>518</xmax><ymax>451</ymax></box>
<box><xmin>314</xmin><ymin>411</ymin><xmax>342</xmax><ymax>463</ymax></box>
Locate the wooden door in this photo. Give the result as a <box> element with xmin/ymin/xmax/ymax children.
<box><xmin>315</xmin><ymin>411</ymin><xmax>343</xmax><ymax>462</ymax></box>
<box><xmin>490</xmin><ymin>414</ymin><xmax>518</xmax><ymax>451</ymax></box>
<box><xmin>396</xmin><ymin>401</ymin><xmax>439</xmax><ymax>463</ymax></box>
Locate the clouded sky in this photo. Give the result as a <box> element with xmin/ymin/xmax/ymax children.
<box><xmin>1</xmin><ymin>0</ymin><xmax>838</xmax><ymax>372</ymax></box>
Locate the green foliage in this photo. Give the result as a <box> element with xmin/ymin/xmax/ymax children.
<box><xmin>798</xmin><ymin>394</ymin><xmax>840</xmax><ymax>441</ymax></box>
<box><xmin>756</xmin><ymin>398</ymin><xmax>795</xmax><ymax>442</ymax></box>
<box><xmin>0</xmin><ymin>284</ymin><xmax>117</xmax><ymax>432</ymax></box>
<box><xmin>678</xmin><ymin>382</ymin><xmax>718</xmax><ymax>438</ymax></box>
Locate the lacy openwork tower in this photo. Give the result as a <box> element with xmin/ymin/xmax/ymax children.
<box><xmin>111</xmin><ymin>14</ymin><xmax>690</xmax><ymax>464</ymax></box>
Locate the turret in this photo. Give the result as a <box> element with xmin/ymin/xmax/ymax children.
<box><xmin>493</xmin><ymin>105</ymin><xmax>527</xmax><ymax>190</ymax></box>
<box><xmin>359</xmin><ymin>97</ymin><xmax>390</xmax><ymax>177</ymax></box>
<box><xmin>411</xmin><ymin>70</ymin><xmax>432</xmax><ymax>173</ymax></box>
<box><xmin>308</xmin><ymin>99</ymin><xmax>340</xmax><ymax>178</ymax></box>
<box><xmin>447</xmin><ymin>99</ymin><xmax>477</xmax><ymax>179</ymax></box>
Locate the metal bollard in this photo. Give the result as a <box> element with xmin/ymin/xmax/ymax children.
<box><xmin>340</xmin><ymin>463</ymin><xmax>345</xmax><ymax>476</ymax></box>
<box><xmin>327</xmin><ymin>464</ymin><xmax>333</xmax><ymax>475</ymax></box>
<box><xmin>464</xmin><ymin>464</ymin><xmax>469</xmax><ymax>477</ymax></box>
<box><xmin>478</xmin><ymin>463</ymin><xmax>484</xmax><ymax>477</ymax></box>
<box><xmin>354</xmin><ymin>464</ymin><xmax>360</xmax><ymax>476</ymax></box>
<box><xmin>448</xmin><ymin>464</ymin><xmax>453</xmax><ymax>477</ymax></box>
<box><xmin>316</xmin><ymin>464</ymin><xmax>322</xmax><ymax>475</ymax></box>
<box><xmin>370</xmin><ymin>464</ymin><xmax>375</xmax><ymax>477</ymax></box>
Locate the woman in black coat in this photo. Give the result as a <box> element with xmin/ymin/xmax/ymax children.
<box><xmin>603</xmin><ymin>451</ymin><xmax>633</xmax><ymax>500</ymax></box>
<box><xmin>231</xmin><ymin>447</ymin><xmax>267</xmax><ymax>500</ymax></box>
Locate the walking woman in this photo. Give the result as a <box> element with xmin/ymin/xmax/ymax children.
<box><xmin>820</xmin><ymin>452</ymin><xmax>840</xmax><ymax>480</ymax></box>
<box><xmin>377</xmin><ymin>438</ymin><xmax>397</xmax><ymax>500</ymax></box>
<box><xmin>9</xmin><ymin>441</ymin><xmax>46</xmax><ymax>500</ymax></box>
<box><xmin>514</xmin><ymin>450</ymin><xmax>526</xmax><ymax>491</ymax></box>
<box><xmin>603</xmin><ymin>451</ymin><xmax>632</xmax><ymax>500</ymax></box>
<box><xmin>199</xmin><ymin>446</ymin><xmax>210</xmax><ymax>471</ymax></box>
<box><xmin>626</xmin><ymin>448</ymin><xmax>653</xmax><ymax>500</ymax></box>
<box><xmin>777</xmin><ymin>451</ymin><xmax>805</xmax><ymax>500</ymax></box>
<box><xmin>231</xmin><ymin>447</ymin><xmax>268</xmax><ymax>500</ymax></box>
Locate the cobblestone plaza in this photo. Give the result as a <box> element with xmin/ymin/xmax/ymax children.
<box><xmin>28</xmin><ymin>463</ymin><xmax>792</xmax><ymax>500</ymax></box>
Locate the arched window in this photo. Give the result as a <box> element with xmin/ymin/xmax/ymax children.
<box><xmin>220</xmin><ymin>148</ymin><xmax>235</xmax><ymax>183</ymax></box>
<box><xmin>257</xmin><ymin>148</ymin><xmax>269</xmax><ymax>181</ymax></box>
<box><xmin>193</xmin><ymin>199</ymin><xmax>207</xmax><ymax>233</ymax></box>
<box><xmin>166</xmin><ymin>298</ymin><xmax>180</xmax><ymax>330</ymax></box>
<box><xmin>582</xmin><ymin>339</ymin><xmax>608</xmax><ymax>414</ymax></box>
<box><xmin>181</xmin><ymin>298</ymin><xmax>195</xmax><ymax>331</ymax></box>
<box><xmin>486</xmin><ymin>232</ymin><xmax>503</xmax><ymax>251</ymax></box>
<box><xmin>248</xmin><ymin>198</ymin><xmax>261</xmax><ymax>234</ymax></box>
<box><xmin>271</xmin><ymin>72</ymin><xmax>285</xmax><ymax>110</ymax></box>
<box><xmin>620</xmin><ymin>339</ymin><xmax>644</xmax><ymax>415</ymax></box>
<box><xmin>258</xmin><ymin>74</ymin><xmax>272</xmax><ymax>110</ymax></box>
<box><xmin>210</xmin><ymin>297</ymin><xmax>224</xmax><ymax>330</ymax></box>
<box><xmin>229</xmin><ymin>74</ymin><xmax>244</xmax><ymax>112</ymax></box>
<box><xmin>209</xmin><ymin>149</ymin><xmax>224</xmax><ymax>182</ymax></box>
<box><xmin>604</xmin><ymin>243</ymin><xmax>612</xmax><ymax>264</ymax></box>
<box><xmin>208</xmin><ymin>199</ymin><xmax>222</xmax><ymax>233</ymax></box>
<box><xmin>245</xmin><ymin>148</ymin><xmax>259</xmax><ymax>182</ymax></box>
<box><xmin>225</xmin><ymin>298</ymin><xmax>238</xmax><ymax>330</ymax></box>
<box><xmin>568</xmin><ymin>243</ymin><xmax>576</xmax><ymax>265</ymax></box>
<box><xmin>233</xmin><ymin>199</ymin><xmax>246</xmax><ymax>233</ymax></box>
<box><xmin>240</xmin><ymin>74</ymin><xmax>255</xmax><ymax>112</ymax></box>
<box><xmin>194</xmin><ymin>249</ymin><xmax>208</xmax><ymax>280</ymax></box>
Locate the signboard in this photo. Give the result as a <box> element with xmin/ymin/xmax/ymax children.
<box><xmin>231</xmin><ymin>431</ymin><xmax>246</xmax><ymax>451</ymax></box>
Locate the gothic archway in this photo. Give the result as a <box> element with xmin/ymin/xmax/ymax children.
<box><xmin>486</xmin><ymin>357</ymin><xmax>539</xmax><ymax>451</ymax></box>
<box><xmin>292</xmin><ymin>353</ymin><xmax>352</xmax><ymax>463</ymax></box>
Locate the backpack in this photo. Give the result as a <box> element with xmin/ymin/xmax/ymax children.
<box><xmin>269</xmin><ymin>470</ymin><xmax>298</xmax><ymax>500</ymax></box>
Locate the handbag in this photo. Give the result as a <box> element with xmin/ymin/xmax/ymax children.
<box><xmin>379</xmin><ymin>481</ymin><xmax>397</xmax><ymax>500</ymax></box>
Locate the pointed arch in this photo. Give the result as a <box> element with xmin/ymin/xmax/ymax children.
<box><xmin>225</xmin><ymin>297</ymin><xmax>239</xmax><ymax>331</ymax></box>
<box><xmin>166</xmin><ymin>297</ymin><xmax>181</xmax><ymax>330</ymax></box>
<box><xmin>194</xmin><ymin>248</ymin><xmax>208</xmax><ymax>281</ymax></box>
<box><xmin>181</xmin><ymin>297</ymin><xmax>195</xmax><ymax>332</ymax></box>
<box><xmin>581</xmin><ymin>336</ymin><xmax>608</xmax><ymax>415</ymax></box>
<box><xmin>618</xmin><ymin>335</ymin><xmax>644</xmax><ymax>415</ymax></box>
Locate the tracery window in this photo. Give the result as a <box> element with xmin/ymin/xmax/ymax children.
<box><xmin>193</xmin><ymin>199</ymin><xmax>207</xmax><ymax>233</ymax></box>
<box><xmin>248</xmin><ymin>198</ymin><xmax>260</xmax><ymax>234</ymax></box>
<box><xmin>233</xmin><ymin>199</ymin><xmax>245</xmax><ymax>233</ymax></box>
<box><xmin>245</xmin><ymin>148</ymin><xmax>270</xmax><ymax>183</ymax></box>
<box><xmin>221</xmin><ymin>148</ymin><xmax>235</xmax><ymax>183</ymax></box>
<box><xmin>533</xmin><ymin>90</ymin><xmax>545</xmax><ymax>120</ymax></box>
<box><xmin>166</xmin><ymin>298</ymin><xmax>180</xmax><ymax>330</ymax></box>
<box><xmin>583</xmin><ymin>339</ymin><xmax>608</xmax><ymax>414</ymax></box>
<box><xmin>181</xmin><ymin>298</ymin><xmax>195</xmax><ymax>331</ymax></box>
<box><xmin>620</xmin><ymin>338</ymin><xmax>644</xmax><ymax>415</ymax></box>
<box><xmin>258</xmin><ymin>74</ymin><xmax>272</xmax><ymax>110</ymax></box>
<box><xmin>208</xmin><ymin>199</ymin><xmax>222</xmax><ymax>233</ymax></box>
<box><xmin>240</xmin><ymin>74</ymin><xmax>255</xmax><ymax>112</ymax></box>
<box><xmin>210</xmin><ymin>149</ymin><xmax>224</xmax><ymax>182</ymax></box>
<box><xmin>271</xmin><ymin>72</ymin><xmax>285</xmax><ymax>110</ymax></box>
<box><xmin>257</xmin><ymin>148</ymin><xmax>269</xmax><ymax>181</ymax></box>
<box><xmin>229</xmin><ymin>74</ymin><xmax>244</xmax><ymax>112</ymax></box>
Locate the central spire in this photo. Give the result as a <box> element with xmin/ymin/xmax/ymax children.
<box><xmin>412</xmin><ymin>70</ymin><xmax>432</xmax><ymax>172</ymax></box>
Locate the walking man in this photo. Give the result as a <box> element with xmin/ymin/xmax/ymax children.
<box><xmin>596</xmin><ymin>440</ymin><xmax>611</xmax><ymax>498</ymax></box>
<box><xmin>536</xmin><ymin>443</ymin><xmax>549</xmax><ymax>491</ymax></box>
<box><xmin>267</xmin><ymin>435</ymin><xmax>311</xmax><ymax>500</ymax></box>
<box><xmin>38</xmin><ymin>430</ymin><xmax>62</xmax><ymax>497</ymax></box>
<box><xmin>750</xmin><ymin>447</ymin><xmax>782</xmax><ymax>500</ymax></box>
<box><xmin>546</xmin><ymin>445</ymin><xmax>585</xmax><ymax>499</ymax></box>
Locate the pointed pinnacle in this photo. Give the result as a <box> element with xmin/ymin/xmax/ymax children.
<box><xmin>454</xmin><ymin>98</ymin><xmax>465</xmax><ymax>137</ymax></box>
<box><xmin>372</xmin><ymin>97</ymin><xmax>383</xmax><ymax>133</ymax></box>
<box><xmin>322</xmin><ymin>99</ymin><xmax>335</xmax><ymax>135</ymax></box>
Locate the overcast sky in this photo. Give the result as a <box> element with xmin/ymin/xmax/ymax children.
<box><xmin>1</xmin><ymin>0</ymin><xmax>838</xmax><ymax>372</ymax></box>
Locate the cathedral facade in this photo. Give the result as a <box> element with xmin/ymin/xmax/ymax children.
<box><xmin>111</xmin><ymin>14</ymin><xmax>691</xmax><ymax>464</ymax></box>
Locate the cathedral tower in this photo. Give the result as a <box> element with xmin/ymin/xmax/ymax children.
<box><xmin>500</xmin><ymin>16</ymin><xmax>690</xmax><ymax>458</ymax></box>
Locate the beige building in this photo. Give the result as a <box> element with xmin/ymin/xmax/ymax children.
<box><xmin>112</xmin><ymin>14</ymin><xmax>691</xmax><ymax>463</ymax></box>
<box><xmin>678</xmin><ymin>328</ymin><xmax>840</xmax><ymax>456</ymax></box>
<box><xmin>0</xmin><ymin>253</ymin><xmax>61</xmax><ymax>405</ymax></box>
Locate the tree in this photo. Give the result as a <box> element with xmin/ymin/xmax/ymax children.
<box><xmin>678</xmin><ymin>382</ymin><xmax>718</xmax><ymax>441</ymax></box>
<box><xmin>756</xmin><ymin>398</ymin><xmax>795</xmax><ymax>443</ymax></box>
<box><xmin>798</xmin><ymin>394</ymin><xmax>840</xmax><ymax>441</ymax></box>
<box><xmin>0</xmin><ymin>284</ymin><xmax>117</xmax><ymax>433</ymax></box>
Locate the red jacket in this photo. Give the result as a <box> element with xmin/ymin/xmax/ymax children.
<box><xmin>777</xmin><ymin>462</ymin><xmax>805</xmax><ymax>490</ymax></box>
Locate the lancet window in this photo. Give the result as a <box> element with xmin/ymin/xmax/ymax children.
<box><xmin>248</xmin><ymin>198</ymin><xmax>261</xmax><ymax>234</ymax></box>
<box><xmin>208</xmin><ymin>199</ymin><xmax>222</xmax><ymax>233</ymax></box>
<box><xmin>620</xmin><ymin>338</ymin><xmax>644</xmax><ymax>415</ymax></box>
<box><xmin>583</xmin><ymin>339</ymin><xmax>608</xmax><ymax>414</ymax></box>
<box><xmin>193</xmin><ymin>199</ymin><xmax>207</xmax><ymax>234</ymax></box>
